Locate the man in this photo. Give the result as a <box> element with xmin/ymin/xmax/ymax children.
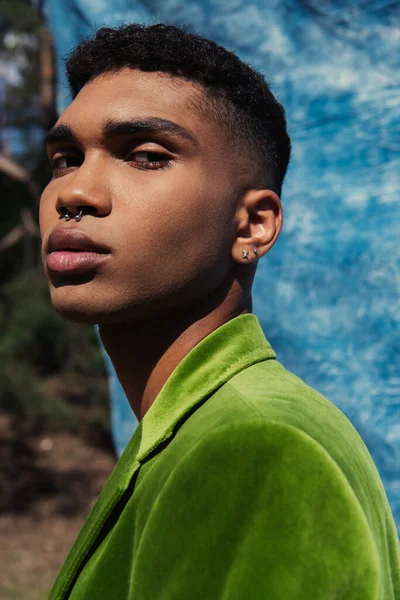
<box><xmin>40</xmin><ymin>23</ymin><xmax>399</xmax><ymax>599</ymax></box>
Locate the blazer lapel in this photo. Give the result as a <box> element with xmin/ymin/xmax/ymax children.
<box><xmin>48</xmin><ymin>421</ymin><xmax>144</xmax><ymax>600</ymax></box>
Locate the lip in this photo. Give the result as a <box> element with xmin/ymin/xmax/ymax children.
<box><xmin>46</xmin><ymin>228</ymin><xmax>111</xmax><ymax>274</ymax></box>
<box><xmin>47</xmin><ymin>228</ymin><xmax>111</xmax><ymax>254</ymax></box>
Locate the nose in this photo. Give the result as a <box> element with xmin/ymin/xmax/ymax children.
<box><xmin>56</xmin><ymin>156</ymin><xmax>112</xmax><ymax>220</ymax></box>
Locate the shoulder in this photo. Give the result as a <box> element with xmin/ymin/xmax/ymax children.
<box><xmin>143</xmin><ymin>418</ymin><xmax>381</xmax><ymax>599</ymax></box>
<box><xmin>222</xmin><ymin>357</ymin><xmax>344</xmax><ymax>421</ymax></box>
<box><xmin>207</xmin><ymin>358</ymin><xmax>389</xmax><ymax>503</ymax></box>
<box><xmin>170</xmin><ymin>418</ymin><xmax>369</xmax><ymax>539</ymax></box>
<box><xmin>168</xmin><ymin>355</ymin><xmax>382</xmax><ymax>509</ymax></box>
<box><xmin>176</xmin><ymin>417</ymin><xmax>353</xmax><ymax>493</ymax></box>
<box><xmin>206</xmin><ymin>357</ymin><xmax>376</xmax><ymax>479</ymax></box>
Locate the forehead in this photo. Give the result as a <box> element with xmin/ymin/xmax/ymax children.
<box><xmin>58</xmin><ymin>69</ymin><xmax>215</xmax><ymax>142</ymax></box>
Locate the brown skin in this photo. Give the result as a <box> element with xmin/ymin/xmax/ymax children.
<box><xmin>40</xmin><ymin>68</ymin><xmax>282</xmax><ymax>420</ymax></box>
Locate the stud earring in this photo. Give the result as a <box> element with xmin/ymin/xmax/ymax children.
<box><xmin>253</xmin><ymin>248</ymin><xmax>258</xmax><ymax>256</ymax></box>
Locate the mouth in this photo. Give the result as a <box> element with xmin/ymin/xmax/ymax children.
<box><xmin>46</xmin><ymin>228</ymin><xmax>111</xmax><ymax>275</ymax></box>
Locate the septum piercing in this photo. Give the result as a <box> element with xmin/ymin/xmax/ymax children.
<box><xmin>62</xmin><ymin>209</ymin><xmax>83</xmax><ymax>222</ymax></box>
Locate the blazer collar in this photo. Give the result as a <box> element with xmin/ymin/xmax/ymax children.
<box><xmin>136</xmin><ymin>312</ymin><xmax>276</xmax><ymax>461</ymax></box>
<box><xmin>50</xmin><ymin>313</ymin><xmax>275</xmax><ymax>599</ymax></box>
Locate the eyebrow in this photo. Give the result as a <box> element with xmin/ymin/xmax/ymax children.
<box><xmin>45</xmin><ymin>117</ymin><xmax>198</xmax><ymax>148</ymax></box>
<box><xmin>103</xmin><ymin>117</ymin><xmax>198</xmax><ymax>146</ymax></box>
<box><xmin>45</xmin><ymin>123</ymin><xmax>79</xmax><ymax>147</ymax></box>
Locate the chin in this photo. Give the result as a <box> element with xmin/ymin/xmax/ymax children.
<box><xmin>53</xmin><ymin>303</ymin><xmax>105</xmax><ymax>324</ymax></box>
<box><xmin>47</xmin><ymin>272</ymin><xmax>205</xmax><ymax>324</ymax></box>
<box><xmin>49</xmin><ymin>286</ymin><xmax>149</xmax><ymax>325</ymax></box>
<box><xmin>49</xmin><ymin>285</ymin><xmax>110</xmax><ymax>324</ymax></box>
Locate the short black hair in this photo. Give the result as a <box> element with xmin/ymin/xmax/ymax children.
<box><xmin>66</xmin><ymin>23</ymin><xmax>291</xmax><ymax>195</ymax></box>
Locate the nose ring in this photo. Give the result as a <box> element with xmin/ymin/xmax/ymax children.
<box><xmin>62</xmin><ymin>209</ymin><xmax>83</xmax><ymax>222</ymax></box>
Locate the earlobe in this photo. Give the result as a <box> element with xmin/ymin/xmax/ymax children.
<box><xmin>232</xmin><ymin>189</ymin><xmax>283</xmax><ymax>264</ymax></box>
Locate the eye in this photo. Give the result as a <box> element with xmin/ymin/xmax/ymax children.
<box><xmin>50</xmin><ymin>152</ymin><xmax>82</xmax><ymax>176</ymax></box>
<box><xmin>129</xmin><ymin>150</ymin><xmax>172</xmax><ymax>170</ymax></box>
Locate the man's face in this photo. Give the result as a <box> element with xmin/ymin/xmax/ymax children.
<box><xmin>40</xmin><ymin>69</ymin><xmax>244</xmax><ymax>324</ymax></box>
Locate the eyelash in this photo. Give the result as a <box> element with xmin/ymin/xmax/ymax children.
<box><xmin>50</xmin><ymin>154</ymin><xmax>81</xmax><ymax>175</ymax></box>
<box><xmin>127</xmin><ymin>150</ymin><xmax>172</xmax><ymax>170</ymax></box>
<box><xmin>50</xmin><ymin>150</ymin><xmax>172</xmax><ymax>177</ymax></box>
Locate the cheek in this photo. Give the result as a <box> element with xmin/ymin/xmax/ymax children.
<box><xmin>39</xmin><ymin>190</ymin><xmax>48</xmax><ymax>231</ymax></box>
<box><xmin>112</xmin><ymin>169</ymin><xmax>235</xmax><ymax>296</ymax></box>
<box><xmin>124</xmin><ymin>168</ymin><xmax>230</xmax><ymax>252</ymax></box>
<box><xmin>171</xmin><ymin>175</ymin><xmax>236</xmax><ymax>260</ymax></box>
<box><xmin>39</xmin><ymin>181</ymin><xmax>59</xmax><ymax>230</ymax></box>
<box><xmin>39</xmin><ymin>187</ymin><xmax>54</xmax><ymax>246</ymax></box>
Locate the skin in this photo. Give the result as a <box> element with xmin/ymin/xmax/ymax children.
<box><xmin>40</xmin><ymin>68</ymin><xmax>283</xmax><ymax>420</ymax></box>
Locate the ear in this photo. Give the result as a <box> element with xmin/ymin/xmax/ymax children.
<box><xmin>232</xmin><ymin>189</ymin><xmax>283</xmax><ymax>264</ymax></box>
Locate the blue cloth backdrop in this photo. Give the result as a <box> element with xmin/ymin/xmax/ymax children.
<box><xmin>36</xmin><ymin>0</ymin><xmax>400</xmax><ymax>529</ymax></box>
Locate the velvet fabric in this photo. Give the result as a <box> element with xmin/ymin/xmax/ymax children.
<box><xmin>47</xmin><ymin>314</ymin><xmax>399</xmax><ymax>599</ymax></box>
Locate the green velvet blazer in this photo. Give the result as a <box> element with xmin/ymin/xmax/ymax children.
<box><xmin>48</xmin><ymin>314</ymin><xmax>400</xmax><ymax>599</ymax></box>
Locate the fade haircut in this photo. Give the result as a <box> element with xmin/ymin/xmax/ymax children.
<box><xmin>65</xmin><ymin>23</ymin><xmax>291</xmax><ymax>195</ymax></box>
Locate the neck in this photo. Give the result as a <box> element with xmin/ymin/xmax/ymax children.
<box><xmin>98</xmin><ymin>271</ymin><xmax>253</xmax><ymax>420</ymax></box>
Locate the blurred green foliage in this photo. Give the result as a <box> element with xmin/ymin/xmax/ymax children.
<box><xmin>0</xmin><ymin>2</ymin><xmax>111</xmax><ymax>435</ymax></box>
<box><xmin>1</xmin><ymin>0</ymin><xmax>45</xmax><ymax>167</ymax></box>
<box><xmin>0</xmin><ymin>267</ymin><xmax>110</xmax><ymax>430</ymax></box>
<box><xmin>1</xmin><ymin>0</ymin><xmax>48</xmax><ymax>279</ymax></box>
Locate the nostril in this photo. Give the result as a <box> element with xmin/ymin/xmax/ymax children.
<box><xmin>84</xmin><ymin>206</ymin><xmax>97</xmax><ymax>216</ymax></box>
<box><xmin>74</xmin><ymin>206</ymin><xmax>98</xmax><ymax>218</ymax></box>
